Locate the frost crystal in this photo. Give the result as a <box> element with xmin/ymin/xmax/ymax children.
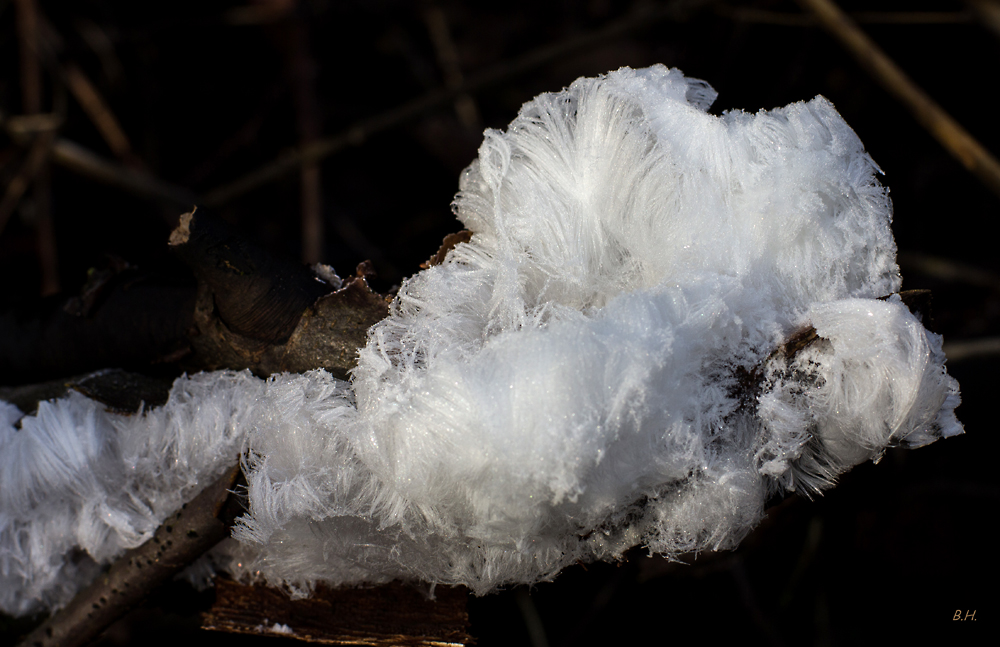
<box><xmin>1</xmin><ymin>65</ymin><xmax>962</xmax><ymax>613</ymax></box>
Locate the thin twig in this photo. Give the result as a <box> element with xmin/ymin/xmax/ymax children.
<box><xmin>795</xmin><ymin>0</ymin><xmax>1000</xmax><ymax>200</ymax></box>
<box><xmin>897</xmin><ymin>251</ymin><xmax>1000</xmax><ymax>293</ymax></box>
<box><xmin>716</xmin><ymin>5</ymin><xmax>971</xmax><ymax>26</ymax></box>
<box><xmin>14</xmin><ymin>0</ymin><xmax>41</xmax><ymax>115</ymax></box>
<box><xmin>204</xmin><ymin>579</ymin><xmax>471</xmax><ymax>645</ymax></box>
<box><xmin>201</xmin><ymin>0</ymin><xmax>715</xmax><ymax>207</ymax></box>
<box><xmin>61</xmin><ymin>62</ymin><xmax>139</xmax><ymax>166</ymax></box>
<box><xmin>14</xmin><ymin>0</ymin><xmax>58</xmax><ymax>295</ymax></box>
<box><xmin>33</xmin><ymin>12</ymin><xmax>141</xmax><ymax>167</ymax></box>
<box><xmin>281</xmin><ymin>5</ymin><xmax>325</xmax><ymax>264</ymax></box>
<box><xmin>33</xmin><ymin>164</ymin><xmax>58</xmax><ymax>295</ymax></box>
<box><xmin>965</xmin><ymin>0</ymin><xmax>1000</xmax><ymax>39</ymax></box>
<box><xmin>51</xmin><ymin>138</ymin><xmax>197</xmax><ymax>208</ymax></box>
<box><xmin>424</xmin><ymin>4</ymin><xmax>480</xmax><ymax>131</ymax></box>
<box><xmin>16</xmin><ymin>464</ymin><xmax>244</xmax><ymax>647</ymax></box>
<box><xmin>183</xmin><ymin>82</ymin><xmax>284</xmax><ymax>186</ymax></box>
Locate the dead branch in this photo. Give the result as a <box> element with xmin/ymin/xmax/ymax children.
<box><xmin>424</xmin><ymin>4</ymin><xmax>481</xmax><ymax>131</ymax></box>
<box><xmin>50</xmin><ymin>138</ymin><xmax>196</xmax><ymax>209</ymax></box>
<box><xmin>16</xmin><ymin>464</ymin><xmax>245</xmax><ymax>647</ymax></box>
<box><xmin>795</xmin><ymin>0</ymin><xmax>1000</xmax><ymax>200</ymax></box>
<box><xmin>0</xmin><ymin>368</ymin><xmax>174</xmax><ymax>416</ymax></box>
<box><xmin>966</xmin><ymin>0</ymin><xmax>1000</xmax><ymax>39</ymax></box>
<box><xmin>0</xmin><ymin>129</ymin><xmax>55</xmax><ymax>235</ymax></box>
<box><xmin>898</xmin><ymin>251</ymin><xmax>1000</xmax><ymax>293</ymax></box>
<box><xmin>203</xmin><ymin>579</ymin><xmax>470</xmax><ymax>646</ymax></box>
<box><xmin>715</xmin><ymin>5</ymin><xmax>971</xmax><ymax>26</ymax></box>
<box><xmin>0</xmin><ymin>264</ymin><xmax>196</xmax><ymax>385</ymax></box>
<box><xmin>169</xmin><ymin>209</ymin><xmax>389</xmax><ymax>380</ymax></box>
<box><xmin>201</xmin><ymin>0</ymin><xmax>717</xmax><ymax>207</ymax></box>
<box><xmin>14</xmin><ymin>0</ymin><xmax>58</xmax><ymax>295</ymax></box>
<box><xmin>0</xmin><ymin>208</ymin><xmax>389</xmax><ymax>383</ymax></box>
<box><xmin>281</xmin><ymin>5</ymin><xmax>326</xmax><ymax>265</ymax></box>
<box><xmin>943</xmin><ymin>336</ymin><xmax>1000</xmax><ymax>362</ymax></box>
<box><xmin>32</xmin><ymin>11</ymin><xmax>141</xmax><ymax>167</ymax></box>
<box><xmin>14</xmin><ymin>0</ymin><xmax>42</xmax><ymax>116</ymax></box>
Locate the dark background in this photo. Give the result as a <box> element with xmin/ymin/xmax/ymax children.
<box><xmin>1</xmin><ymin>0</ymin><xmax>997</xmax><ymax>645</ymax></box>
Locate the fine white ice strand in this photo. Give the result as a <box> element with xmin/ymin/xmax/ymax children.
<box><xmin>0</xmin><ymin>65</ymin><xmax>962</xmax><ymax>616</ymax></box>
<box><xmin>229</xmin><ymin>65</ymin><xmax>961</xmax><ymax>594</ymax></box>
<box><xmin>0</xmin><ymin>373</ymin><xmax>258</xmax><ymax>615</ymax></box>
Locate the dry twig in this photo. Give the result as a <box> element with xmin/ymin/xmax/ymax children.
<box><xmin>943</xmin><ymin>337</ymin><xmax>1000</xmax><ymax>362</ymax></box>
<box><xmin>51</xmin><ymin>138</ymin><xmax>196</xmax><ymax>209</ymax></box>
<box><xmin>966</xmin><ymin>0</ymin><xmax>1000</xmax><ymax>39</ymax></box>
<box><xmin>201</xmin><ymin>0</ymin><xmax>715</xmax><ymax>207</ymax></box>
<box><xmin>33</xmin><ymin>13</ymin><xmax>140</xmax><ymax>167</ymax></box>
<box><xmin>715</xmin><ymin>5</ymin><xmax>971</xmax><ymax>26</ymax></box>
<box><xmin>14</xmin><ymin>0</ymin><xmax>59</xmax><ymax>295</ymax></box>
<box><xmin>424</xmin><ymin>4</ymin><xmax>481</xmax><ymax>131</ymax></box>
<box><xmin>795</xmin><ymin>0</ymin><xmax>1000</xmax><ymax>200</ymax></box>
<box><xmin>897</xmin><ymin>251</ymin><xmax>1000</xmax><ymax>293</ymax></box>
<box><xmin>0</xmin><ymin>130</ymin><xmax>55</xmax><ymax>235</ymax></box>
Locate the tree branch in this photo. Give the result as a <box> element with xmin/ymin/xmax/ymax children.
<box><xmin>16</xmin><ymin>464</ymin><xmax>245</xmax><ymax>647</ymax></box>
<box><xmin>795</xmin><ymin>0</ymin><xmax>1000</xmax><ymax>199</ymax></box>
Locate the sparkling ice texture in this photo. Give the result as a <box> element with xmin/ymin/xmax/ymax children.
<box><xmin>1</xmin><ymin>66</ymin><xmax>962</xmax><ymax>613</ymax></box>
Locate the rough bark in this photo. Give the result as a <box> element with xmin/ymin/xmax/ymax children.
<box><xmin>17</xmin><ymin>465</ymin><xmax>245</xmax><ymax>647</ymax></box>
<box><xmin>203</xmin><ymin>579</ymin><xmax>470</xmax><ymax>647</ymax></box>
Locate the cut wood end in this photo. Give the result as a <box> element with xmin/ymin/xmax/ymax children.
<box><xmin>169</xmin><ymin>208</ymin><xmax>196</xmax><ymax>246</ymax></box>
<box><xmin>203</xmin><ymin>579</ymin><xmax>471</xmax><ymax>646</ymax></box>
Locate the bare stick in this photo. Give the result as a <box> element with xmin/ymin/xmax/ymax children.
<box><xmin>943</xmin><ymin>337</ymin><xmax>1000</xmax><ymax>362</ymax></box>
<box><xmin>201</xmin><ymin>0</ymin><xmax>715</xmax><ymax>207</ymax></box>
<box><xmin>795</xmin><ymin>0</ymin><xmax>1000</xmax><ymax>200</ymax></box>
<box><xmin>965</xmin><ymin>0</ymin><xmax>1000</xmax><ymax>40</ymax></box>
<box><xmin>424</xmin><ymin>4</ymin><xmax>481</xmax><ymax>131</ymax></box>
<box><xmin>14</xmin><ymin>0</ymin><xmax>42</xmax><ymax>115</ymax></box>
<box><xmin>0</xmin><ymin>130</ymin><xmax>54</xmax><ymax>235</ymax></box>
<box><xmin>33</xmin><ymin>12</ymin><xmax>140</xmax><ymax>167</ymax></box>
<box><xmin>14</xmin><ymin>0</ymin><xmax>59</xmax><ymax>295</ymax></box>
<box><xmin>204</xmin><ymin>579</ymin><xmax>470</xmax><ymax>646</ymax></box>
<box><xmin>17</xmin><ymin>464</ymin><xmax>244</xmax><ymax>647</ymax></box>
<box><xmin>51</xmin><ymin>138</ymin><xmax>196</xmax><ymax>208</ymax></box>
<box><xmin>897</xmin><ymin>251</ymin><xmax>1000</xmax><ymax>293</ymax></box>
<box><xmin>34</xmin><ymin>164</ymin><xmax>59</xmax><ymax>296</ymax></box>
<box><xmin>716</xmin><ymin>6</ymin><xmax>971</xmax><ymax>26</ymax></box>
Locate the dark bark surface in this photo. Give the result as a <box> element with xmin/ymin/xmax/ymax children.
<box><xmin>18</xmin><ymin>465</ymin><xmax>245</xmax><ymax>647</ymax></box>
<box><xmin>204</xmin><ymin>580</ymin><xmax>470</xmax><ymax>647</ymax></box>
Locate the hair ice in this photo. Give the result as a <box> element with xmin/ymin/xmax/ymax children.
<box><xmin>1</xmin><ymin>65</ymin><xmax>962</xmax><ymax>614</ymax></box>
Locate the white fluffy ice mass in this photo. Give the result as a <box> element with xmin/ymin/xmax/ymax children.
<box><xmin>1</xmin><ymin>65</ymin><xmax>963</xmax><ymax>615</ymax></box>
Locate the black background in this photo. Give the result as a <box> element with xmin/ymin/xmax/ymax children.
<box><xmin>1</xmin><ymin>1</ymin><xmax>996</xmax><ymax>645</ymax></box>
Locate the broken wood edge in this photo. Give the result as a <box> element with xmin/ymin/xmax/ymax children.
<box><xmin>795</xmin><ymin>0</ymin><xmax>1000</xmax><ymax>199</ymax></box>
